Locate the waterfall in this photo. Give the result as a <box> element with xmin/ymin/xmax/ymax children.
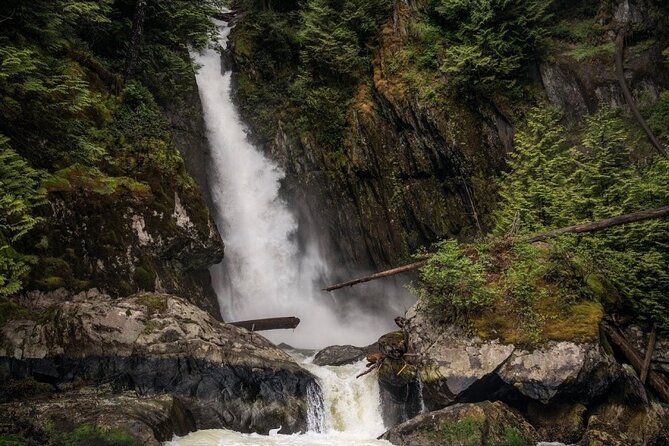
<box><xmin>166</xmin><ymin>359</ymin><xmax>391</xmax><ymax>446</ymax></box>
<box><xmin>192</xmin><ymin>20</ymin><xmax>397</xmax><ymax>348</ymax></box>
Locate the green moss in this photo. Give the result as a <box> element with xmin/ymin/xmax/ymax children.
<box><xmin>436</xmin><ymin>417</ymin><xmax>484</xmax><ymax>446</ymax></box>
<box><xmin>567</xmin><ymin>42</ymin><xmax>615</xmax><ymax>61</ymax></box>
<box><xmin>50</xmin><ymin>164</ymin><xmax>151</xmax><ymax>200</ymax></box>
<box><xmin>142</xmin><ymin>320</ymin><xmax>160</xmax><ymax>335</ymax></box>
<box><xmin>60</xmin><ymin>424</ymin><xmax>136</xmax><ymax>446</ymax></box>
<box><xmin>134</xmin><ymin>293</ymin><xmax>168</xmax><ymax>316</ymax></box>
<box><xmin>0</xmin><ymin>435</ymin><xmax>30</xmax><ymax>446</ymax></box>
<box><xmin>496</xmin><ymin>426</ymin><xmax>531</xmax><ymax>446</ymax></box>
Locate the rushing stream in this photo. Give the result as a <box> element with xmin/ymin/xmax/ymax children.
<box><xmin>166</xmin><ymin>354</ymin><xmax>391</xmax><ymax>446</ymax></box>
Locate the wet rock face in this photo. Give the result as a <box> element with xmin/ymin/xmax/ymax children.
<box><xmin>0</xmin><ymin>292</ymin><xmax>317</xmax><ymax>436</ymax></box>
<box><xmin>31</xmin><ymin>183</ymin><xmax>224</xmax><ymax>319</ymax></box>
<box><xmin>380</xmin><ymin>401</ymin><xmax>538</xmax><ymax>446</ymax></box>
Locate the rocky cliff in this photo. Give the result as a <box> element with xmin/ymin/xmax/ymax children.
<box><xmin>228</xmin><ymin>0</ymin><xmax>669</xmax><ymax>273</ymax></box>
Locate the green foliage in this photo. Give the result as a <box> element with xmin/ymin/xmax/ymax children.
<box><xmin>427</xmin><ymin>0</ymin><xmax>553</xmax><ymax>98</ymax></box>
<box><xmin>0</xmin><ymin>0</ymin><xmax>216</xmax><ymax>298</ymax></box>
<box><xmin>0</xmin><ymin>137</ymin><xmax>45</xmax><ymax>296</ymax></box>
<box><xmin>231</xmin><ymin>0</ymin><xmax>391</xmax><ymax>150</ymax></box>
<box><xmin>414</xmin><ymin>240</ymin><xmax>494</xmax><ymax>318</ymax></box>
<box><xmin>494</xmin><ymin>105</ymin><xmax>669</xmax><ymax>330</ymax></box>
<box><xmin>0</xmin><ymin>435</ymin><xmax>29</xmax><ymax>446</ymax></box>
<box><xmin>648</xmin><ymin>90</ymin><xmax>669</xmax><ymax>142</ymax></box>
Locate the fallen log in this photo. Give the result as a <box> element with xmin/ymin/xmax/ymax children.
<box><xmin>527</xmin><ymin>205</ymin><xmax>669</xmax><ymax>242</ymax></box>
<box><xmin>322</xmin><ymin>205</ymin><xmax>669</xmax><ymax>292</ymax></box>
<box><xmin>322</xmin><ymin>260</ymin><xmax>428</xmax><ymax>292</ymax></box>
<box><xmin>603</xmin><ymin>323</ymin><xmax>669</xmax><ymax>403</ymax></box>
<box><xmin>229</xmin><ymin>317</ymin><xmax>300</xmax><ymax>332</ymax></box>
<box><xmin>640</xmin><ymin>323</ymin><xmax>657</xmax><ymax>385</ymax></box>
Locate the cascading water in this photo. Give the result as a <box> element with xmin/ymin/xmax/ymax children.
<box><xmin>166</xmin><ymin>356</ymin><xmax>392</xmax><ymax>446</ymax></box>
<box><xmin>192</xmin><ymin>20</ymin><xmax>397</xmax><ymax>349</ymax></box>
<box><xmin>180</xmin><ymin>19</ymin><xmax>394</xmax><ymax>445</ymax></box>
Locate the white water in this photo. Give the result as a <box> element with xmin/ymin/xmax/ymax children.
<box><xmin>193</xmin><ymin>21</ymin><xmax>399</xmax><ymax>349</ymax></box>
<box><xmin>166</xmin><ymin>357</ymin><xmax>391</xmax><ymax>446</ymax></box>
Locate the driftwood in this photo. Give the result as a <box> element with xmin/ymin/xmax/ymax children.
<box><xmin>603</xmin><ymin>323</ymin><xmax>669</xmax><ymax>403</ymax></box>
<box><xmin>357</xmin><ymin>360</ymin><xmax>382</xmax><ymax>379</ymax></box>
<box><xmin>615</xmin><ymin>29</ymin><xmax>667</xmax><ymax>157</ymax></box>
<box><xmin>323</xmin><ymin>205</ymin><xmax>669</xmax><ymax>292</ymax></box>
<box><xmin>640</xmin><ymin>323</ymin><xmax>657</xmax><ymax>385</ymax></box>
<box><xmin>229</xmin><ymin>316</ymin><xmax>300</xmax><ymax>332</ymax></box>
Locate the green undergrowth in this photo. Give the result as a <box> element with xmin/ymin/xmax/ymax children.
<box><xmin>415</xmin><ymin>104</ymin><xmax>669</xmax><ymax>341</ymax></box>
<box><xmin>0</xmin><ymin>297</ymin><xmax>58</xmax><ymax>328</ymax></box>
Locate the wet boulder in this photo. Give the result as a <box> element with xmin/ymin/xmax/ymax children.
<box><xmin>380</xmin><ymin>401</ymin><xmax>538</xmax><ymax>446</ymax></box>
<box><xmin>313</xmin><ymin>344</ymin><xmax>369</xmax><ymax>366</ymax></box>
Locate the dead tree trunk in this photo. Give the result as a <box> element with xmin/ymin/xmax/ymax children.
<box><xmin>323</xmin><ymin>205</ymin><xmax>669</xmax><ymax>292</ymax></box>
<box><xmin>640</xmin><ymin>323</ymin><xmax>657</xmax><ymax>385</ymax></box>
<box><xmin>527</xmin><ymin>205</ymin><xmax>669</xmax><ymax>242</ymax></box>
<box><xmin>124</xmin><ymin>0</ymin><xmax>147</xmax><ymax>82</ymax></box>
<box><xmin>615</xmin><ymin>29</ymin><xmax>667</xmax><ymax>157</ymax></box>
<box><xmin>322</xmin><ymin>260</ymin><xmax>428</xmax><ymax>292</ymax></box>
<box><xmin>229</xmin><ymin>316</ymin><xmax>300</xmax><ymax>332</ymax></box>
<box><xmin>603</xmin><ymin>323</ymin><xmax>669</xmax><ymax>403</ymax></box>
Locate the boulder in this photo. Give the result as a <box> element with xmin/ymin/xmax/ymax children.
<box><xmin>405</xmin><ymin>301</ymin><xmax>620</xmax><ymax>409</ymax></box>
<box><xmin>579</xmin><ymin>363</ymin><xmax>669</xmax><ymax>446</ymax></box>
<box><xmin>0</xmin><ymin>291</ymin><xmax>318</xmax><ymax>436</ymax></box>
<box><xmin>525</xmin><ymin>401</ymin><xmax>587</xmax><ymax>444</ymax></box>
<box><xmin>1</xmin><ymin>391</ymin><xmax>193</xmax><ymax>446</ymax></box>
<box><xmin>405</xmin><ymin>303</ymin><xmax>516</xmax><ymax>408</ymax></box>
<box><xmin>380</xmin><ymin>401</ymin><xmax>538</xmax><ymax>446</ymax></box>
<box><xmin>313</xmin><ymin>344</ymin><xmax>368</xmax><ymax>366</ymax></box>
<box><xmin>379</xmin><ymin>331</ymin><xmax>407</xmax><ymax>359</ymax></box>
<box><xmin>498</xmin><ymin>342</ymin><xmax>620</xmax><ymax>404</ymax></box>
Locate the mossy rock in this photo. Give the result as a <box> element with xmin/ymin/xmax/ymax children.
<box><xmin>379</xmin><ymin>358</ymin><xmax>418</xmax><ymax>387</ymax></box>
<box><xmin>381</xmin><ymin>401</ymin><xmax>537</xmax><ymax>446</ymax></box>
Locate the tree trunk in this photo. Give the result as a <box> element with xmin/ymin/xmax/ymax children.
<box><xmin>603</xmin><ymin>323</ymin><xmax>669</xmax><ymax>403</ymax></box>
<box><xmin>124</xmin><ymin>0</ymin><xmax>147</xmax><ymax>82</ymax></box>
<box><xmin>615</xmin><ymin>29</ymin><xmax>667</xmax><ymax>157</ymax></box>
<box><xmin>640</xmin><ymin>323</ymin><xmax>657</xmax><ymax>385</ymax></box>
<box><xmin>322</xmin><ymin>205</ymin><xmax>669</xmax><ymax>292</ymax></box>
